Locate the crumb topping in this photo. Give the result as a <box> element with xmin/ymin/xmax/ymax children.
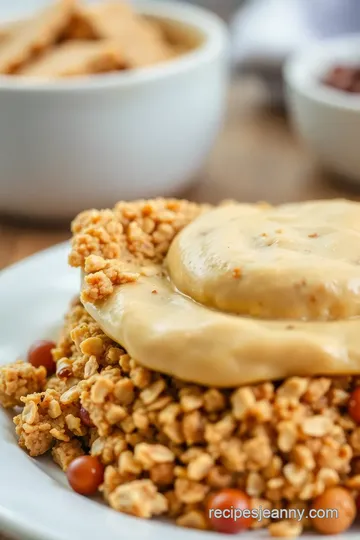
<box><xmin>52</xmin><ymin>439</ymin><xmax>85</xmax><ymax>471</ymax></box>
<box><xmin>69</xmin><ymin>198</ymin><xmax>207</xmax><ymax>302</ymax></box>
<box><xmin>0</xmin><ymin>361</ymin><xmax>46</xmax><ymax>408</ymax></box>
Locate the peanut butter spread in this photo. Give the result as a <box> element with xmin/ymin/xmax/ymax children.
<box><xmin>78</xmin><ymin>199</ymin><xmax>360</xmax><ymax>387</ymax></box>
<box><xmin>167</xmin><ymin>200</ymin><xmax>360</xmax><ymax>320</ymax></box>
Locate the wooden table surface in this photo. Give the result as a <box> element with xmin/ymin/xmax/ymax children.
<box><xmin>0</xmin><ymin>77</ymin><xmax>356</xmax><ymax>273</ymax></box>
<box><xmin>0</xmin><ymin>77</ymin><xmax>358</xmax><ymax>540</ymax></box>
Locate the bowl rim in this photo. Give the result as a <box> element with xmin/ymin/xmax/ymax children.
<box><xmin>284</xmin><ymin>34</ymin><xmax>360</xmax><ymax>112</ymax></box>
<box><xmin>0</xmin><ymin>0</ymin><xmax>228</xmax><ymax>93</ymax></box>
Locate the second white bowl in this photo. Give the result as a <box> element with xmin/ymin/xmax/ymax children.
<box><xmin>284</xmin><ymin>36</ymin><xmax>360</xmax><ymax>184</ymax></box>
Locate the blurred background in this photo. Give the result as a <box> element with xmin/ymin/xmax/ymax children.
<box><xmin>1</xmin><ymin>0</ymin><xmax>360</xmax><ymax>270</ymax></box>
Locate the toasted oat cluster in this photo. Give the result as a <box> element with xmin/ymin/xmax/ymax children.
<box><xmin>69</xmin><ymin>198</ymin><xmax>206</xmax><ymax>302</ymax></box>
<box><xmin>1</xmin><ymin>197</ymin><xmax>360</xmax><ymax>538</ymax></box>
<box><xmin>0</xmin><ymin>360</ymin><xmax>47</xmax><ymax>408</ymax></box>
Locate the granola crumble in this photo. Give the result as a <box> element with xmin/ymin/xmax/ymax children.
<box><xmin>5</xmin><ymin>298</ymin><xmax>360</xmax><ymax>532</ymax></box>
<box><xmin>0</xmin><ymin>361</ymin><xmax>46</xmax><ymax>408</ymax></box>
<box><xmin>69</xmin><ymin>198</ymin><xmax>207</xmax><ymax>302</ymax></box>
<box><xmin>52</xmin><ymin>439</ymin><xmax>85</xmax><ymax>471</ymax></box>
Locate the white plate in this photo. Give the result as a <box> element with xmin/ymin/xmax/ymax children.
<box><xmin>0</xmin><ymin>242</ymin><xmax>358</xmax><ymax>540</ymax></box>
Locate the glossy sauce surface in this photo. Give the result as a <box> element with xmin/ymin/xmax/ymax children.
<box><xmin>83</xmin><ymin>199</ymin><xmax>360</xmax><ymax>387</ymax></box>
<box><xmin>167</xmin><ymin>201</ymin><xmax>360</xmax><ymax>320</ymax></box>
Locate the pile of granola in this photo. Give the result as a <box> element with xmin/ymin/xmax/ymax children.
<box><xmin>1</xmin><ymin>198</ymin><xmax>360</xmax><ymax>538</ymax></box>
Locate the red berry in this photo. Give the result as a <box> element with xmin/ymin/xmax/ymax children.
<box><xmin>207</xmin><ymin>488</ymin><xmax>253</xmax><ymax>534</ymax></box>
<box><xmin>28</xmin><ymin>340</ymin><xmax>56</xmax><ymax>375</ymax></box>
<box><xmin>348</xmin><ymin>387</ymin><xmax>360</xmax><ymax>424</ymax></box>
<box><xmin>79</xmin><ymin>406</ymin><xmax>93</xmax><ymax>427</ymax></box>
<box><xmin>67</xmin><ymin>456</ymin><xmax>104</xmax><ymax>496</ymax></box>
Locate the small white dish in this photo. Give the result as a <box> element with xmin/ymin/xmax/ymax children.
<box><xmin>284</xmin><ymin>35</ymin><xmax>360</xmax><ymax>183</ymax></box>
<box><xmin>1</xmin><ymin>243</ymin><xmax>360</xmax><ymax>539</ymax></box>
<box><xmin>0</xmin><ymin>1</ymin><xmax>229</xmax><ymax>220</ymax></box>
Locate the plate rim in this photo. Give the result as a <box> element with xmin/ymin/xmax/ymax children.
<box><xmin>0</xmin><ymin>242</ymin><xmax>71</xmax><ymax>540</ymax></box>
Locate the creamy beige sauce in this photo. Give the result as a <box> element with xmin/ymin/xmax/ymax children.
<box><xmin>167</xmin><ymin>201</ymin><xmax>360</xmax><ymax>320</ymax></box>
<box><xmin>82</xmin><ymin>199</ymin><xmax>360</xmax><ymax>387</ymax></box>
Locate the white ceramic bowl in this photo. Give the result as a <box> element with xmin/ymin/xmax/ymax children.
<box><xmin>284</xmin><ymin>36</ymin><xmax>360</xmax><ymax>183</ymax></box>
<box><xmin>0</xmin><ymin>1</ymin><xmax>229</xmax><ymax>219</ymax></box>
